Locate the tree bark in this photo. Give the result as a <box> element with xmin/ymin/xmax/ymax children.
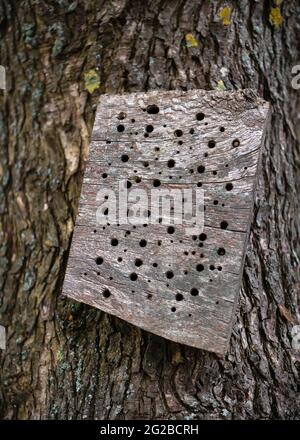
<box><xmin>0</xmin><ymin>0</ymin><xmax>299</xmax><ymax>420</ymax></box>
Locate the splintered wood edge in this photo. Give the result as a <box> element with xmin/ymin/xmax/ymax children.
<box><xmin>223</xmin><ymin>103</ymin><xmax>270</xmax><ymax>355</ymax></box>
<box><xmin>62</xmin><ymin>89</ymin><xmax>270</xmax><ymax>356</ymax></box>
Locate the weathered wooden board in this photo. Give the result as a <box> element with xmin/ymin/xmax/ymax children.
<box><xmin>62</xmin><ymin>89</ymin><xmax>269</xmax><ymax>355</ymax></box>
<box><xmin>0</xmin><ymin>65</ymin><xmax>5</xmax><ymax>90</ymax></box>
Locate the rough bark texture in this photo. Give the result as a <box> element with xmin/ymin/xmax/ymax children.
<box><xmin>0</xmin><ymin>0</ymin><xmax>299</xmax><ymax>420</ymax></box>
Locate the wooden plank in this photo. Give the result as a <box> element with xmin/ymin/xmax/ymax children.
<box><xmin>0</xmin><ymin>325</ymin><xmax>5</xmax><ymax>350</ymax></box>
<box><xmin>62</xmin><ymin>89</ymin><xmax>269</xmax><ymax>355</ymax></box>
<box><xmin>0</xmin><ymin>65</ymin><xmax>5</xmax><ymax>91</ymax></box>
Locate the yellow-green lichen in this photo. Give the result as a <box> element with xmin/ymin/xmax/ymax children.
<box><xmin>185</xmin><ymin>33</ymin><xmax>198</xmax><ymax>48</ymax></box>
<box><xmin>84</xmin><ymin>69</ymin><xmax>100</xmax><ymax>94</ymax></box>
<box><xmin>216</xmin><ymin>80</ymin><xmax>226</xmax><ymax>91</ymax></box>
<box><xmin>219</xmin><ymin>6</ymin><xmax>232</xmax><ymax>26</ymax></box>
<box><xmin>269</xmin><ymin>6</ymin><xmax>283</xmax><ymax>28</ymax></box>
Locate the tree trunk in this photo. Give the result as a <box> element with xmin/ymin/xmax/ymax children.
<box><xmin>0</xmin><ymin>0</ymin><xmax>299</xmax><ymax>420</ymax></box>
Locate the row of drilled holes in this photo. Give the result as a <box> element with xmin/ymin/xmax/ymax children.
<box><xmin>93</xmin><ymin>284</ymin><xmax>220</xmax><ymax>311</ymax></box>
<box><xmin>116</xmin><ymin>123</ymin><xmax>239</xmax><ymax>146</ymax></box>
<box><xmin>102</xmin><ymin>164</ymin><xmax>248</xmax><ymax>179</ymax></box>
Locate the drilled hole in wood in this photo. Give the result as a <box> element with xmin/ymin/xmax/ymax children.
<box><xmin>174</xmin><ymin>129</ymin><xmax>183</xmax><ymax>137</ymax></box>
<box><xmin>197</xmin><ymin>165</ymin><xmax>205</xmax><ymax>173</ymax></box>
<box><xmin>208</xmin><ymin>140</ymin><xmax>216</xmax><ymax>148</ymax></box>
<box><xmin>117</xmin><ymin>257</ymin><xmax>123</xmax><ymax>262</ymax></box>
<box><xmin>220</xmin><ymin>127</ymin><xmax>225</xmax><ymax>132</ymax></box>
<box><xmin>144</xmin><ymin>161</ymin><xmax>149</xmax><ymax>167</ymax></box>
<box><xmin>139</xmin><ymin>239</ymin><xmax>147</xmax><ymax>247</ymax></box>
<box><xmin>176</xmin><ymin>293</ymin><xmax>183</xmax><ymax>301</ymax></box>
<box><xmin>135</xmin><ymin>258</ymin><xmax>143</xmax><ymax>267</ymax></box>
<box><xmin>147</xmin><ymin>293</ymin><xmax>153</xmax><ymax>299</ymax></box>
<box><xmin>226</xmin><ymin>183</ymin><xmax>233</xmax><ymax>191</ymax></box>
<box><xmin>218</xmin><ymin>247</ymin><xmax>226</xmax><ymax>255</ymax></box>
<box><xmin>171</xmin><ymin>307</ymin><xmax>176</xmax><ymax>312</ymax></box>
<box><xmin>103</xmin><ymin>289</ymin><xmax>111</xmax><ymax>298</ymax></box>
<box><xmin>190</xmin><ymin>288</ymin><xmax>199</xmax><ymax>296</ymax></box>
<box><xmin>111</xmin><ymin>238</ymin><xmax>118</xmax><ymax>246</ymax></box>
<box><xmin>130</xmin><ymin>273</ymin><xmax>138</xmax><ymax>281</ymax></box>
<box><xmin>118</xmin><ymin>112</ymin><xmax>126</xmax><ymax>120</ymax></box>
<box><xmin>153</xmin><ymin>179</ymin><xmax>161</xmax><ymax>187</ymax></box>
<box><xmin>199</xmin><ymin>233</ymin><xmax>207</xmax><ymax>241</ymax></box>
<box><xmin>210</xmin><ymin>265</ymin><xmax>215</xmax><ymax>271</ymax></box>
<box><xmin>168</xmin><ymin>159</ymin><xmax>175</xmax><ymax>168</ymax></box>
<box><xmin>146</xmin><ymin>104</ymin><xmax>159</xmax><ymax>114</ymax></box>
<box><xmin>220</xmin><ymin>221</ymin><xmax>228</xmax><ymax>230</ymax></box>
<box><xmin>167</xmin><ymin>226</ymin><xmax>175</xmax><ymax>234</ymax></box>
<box><xmin>102</xmin><ymin>173</ymin><xmax>108</xmax><ymax>178</ymax></box>
<box><xmin>121</xmin><ymin>154</ymin><xmax>129</xmax><ymax>162</ymax></box>
<box><xmin>117</xmin><ymin>124</ymin><xmax>125</xmax><ymax>132</ymax></box>
<box><xmin>166</xmin><ymin>271</ymin><xmax>174</xmax><ymax>279</ymax></box>
<box><xmin>196</xmin><ymin>112</ymin><xmax>205</xmax><ymax>121</ymax></box>
<box><xmin>197</xmin><ymin>182</ymin><xmax>202</xmax><ymax>187</ymax></box>
<box><xmin>196</xmin><ymin>264</ymin><xmax>204</xmax><ymax>272</ymax></box>
<box><xmin>96</xmin><ymin>257</ymin><xmax>103</xmax><ymax>265</ymax></box>
<box><xmin>146</xmin><ymin>124</ymin><xmax>154</xmax><ymax>133</ymax></box>
<box><xmin>190</xmin><ymin>128</ymin><xmax>195</xmax><ymax>134</ymax></box>
<box><xmin>232</xmin><ymin>139</ymin><xmax>240</xmax><ymax>147</ymax></box>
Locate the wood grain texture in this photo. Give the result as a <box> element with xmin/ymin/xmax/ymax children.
<box><xmin>62</xmin><ymin>89</ymin><xmax>269</xmax><ymax>355</ymax></box>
